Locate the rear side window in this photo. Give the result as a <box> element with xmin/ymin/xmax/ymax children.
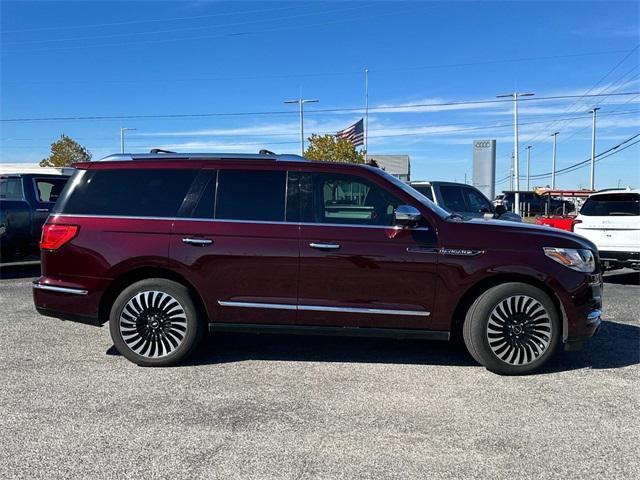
<box><xmin>412</xmin><ymin>185</ymin><xmax>433</xmax><ymax>201</ymax></box>
<box><xmin>33</xmin><ymin>177</ymin><xmax>68</xmax><ymax>203</ymax></box>
<box><xmin>0</xmin><ymin>177</ymin><xmax>23</xmax><ymax>200</ymax></box>
<box><xmin>54</xmin><ymin>169</ymin><xmax>197</xmax><ymax>217</ymax></box>
<box><xmin>215</xmin><ymin>170</ymin><xmax>286</xmax><ymax>222</ymax></box>
<box><xmin>580</xmin><ymin>194</ymin><xmax>639</xmax><ymax>216</ymax></box>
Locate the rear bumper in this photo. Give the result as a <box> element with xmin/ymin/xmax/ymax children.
<box><xmin>32</xmin><ymin>277</ymin><xmax>105</xmax><ymax>325</ymax></box>
<box><xmin>563</xmin><ymin>272</ymin><xmax>603</xmax><ymax>350</ymax></box>
<box><xmin>599</xmin><ymin>250</ymin><xmax>640</xmax><ymax>269</ymax></box>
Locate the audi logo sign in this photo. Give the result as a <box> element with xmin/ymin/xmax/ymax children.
<box><xmin>474</xmin><ymin>140</ymin><xmax>492</xmax><ymax>149</ymax></box>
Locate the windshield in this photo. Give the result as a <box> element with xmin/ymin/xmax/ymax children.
<box><xmin>370</xmin><ymin>167</ymin><xmax>449</xmax><ymax>219</ymax></box>
<box><xmin>580</xmin><ymin>193</ymin><xmax>639</xmax><ymax>216</ymax></box>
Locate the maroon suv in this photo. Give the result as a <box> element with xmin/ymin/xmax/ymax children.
<box><xmin>33</xmin><ymin>152</ymin><xmax>603</xmax><ymax>374</ymax></box>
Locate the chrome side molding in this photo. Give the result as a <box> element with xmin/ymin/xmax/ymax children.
<box><xmin>218</xmin><ymin>300</ymin><xmax>430</xmax><ymax>317</ymax></box>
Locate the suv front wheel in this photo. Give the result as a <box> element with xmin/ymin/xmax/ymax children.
<box><xmin>109</xmin><ymin>278</ymin><xmax>203</xmax><ymax>366</ymax></box>
<box><xmin>463</xmin><ymin>282</ymin><xmax>560</xmax><ymax>375</ymax></box>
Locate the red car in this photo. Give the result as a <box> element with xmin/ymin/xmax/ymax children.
<box><xmin>33</xmin><ymin>151</ymin><xmax>603</xmax><ymax>374</ymax></box>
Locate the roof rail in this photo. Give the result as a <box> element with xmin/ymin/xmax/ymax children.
<box><xmin>97</xmin><ymin>151</ymin><xmax>309</xmax><ymax>162</ymax></box>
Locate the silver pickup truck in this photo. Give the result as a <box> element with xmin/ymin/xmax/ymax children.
<box><xmin>410</xmin><ymin>181</ymin><xmax>522</xmax><ymax>222</ymax></box>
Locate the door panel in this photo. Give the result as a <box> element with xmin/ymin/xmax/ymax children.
<box><xmin>170</xmin><ymin>220</ymin><xmax>299</xmax><ymax>324</ymax></box>
<box><xmin>295</xmin><ymin>170</ymin><xmax>438</xmax><ymax>329</ymax></box>
<box><xmin>298</xmin><ymin>225</ymin><xmax>437</xmax><ymax>328</ymax></box>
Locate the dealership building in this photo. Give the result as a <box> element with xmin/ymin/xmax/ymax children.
<box><xmin>366</xmin><ymin>154</ymin><xmax>411</xmax><ymax>181</ymax></box>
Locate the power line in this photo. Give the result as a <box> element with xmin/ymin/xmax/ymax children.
<box><xmin>1</xmin><ymin>4</ymin><xmax>309</xmax><ymax>33</ymax></box>
<box><xmin>4</xmin><ymin>50</ymin><xmax>631</xmax><ymax>85</ymax></box>
<box><xmin>2</xmin><ymin>92</ymin><xmax>638</xmax><ymax>123</ymax></box>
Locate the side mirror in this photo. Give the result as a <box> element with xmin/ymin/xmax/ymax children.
<box><xmin>394</xmin><ymin>205</ymin><xmax>421</xmax><ymax>228</ymax></box>
<box><xmin>494</xmin><ymin>204</ymin><xmax>507</xmax><ymax>216</ymax></box>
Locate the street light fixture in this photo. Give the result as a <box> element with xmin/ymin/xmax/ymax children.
<box><xmin>497</xmin><ymin>92</ymin><xmax>534</xmax><ymax>215</ymax></box>
<box><xmin>284</xmin><ymin>97</ymin><xmax>319</xmax><ymax>156</ymax></box>
<box><xmin>120</xmin><ymin>127</ymin><xmax>137</xmax><ymax>153</ymax></box>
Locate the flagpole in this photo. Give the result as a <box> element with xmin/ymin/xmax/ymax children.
<box><xmin>364</xmin><ymin>68</ymin><xmax>369</xmax><ymax>156</ymax></box>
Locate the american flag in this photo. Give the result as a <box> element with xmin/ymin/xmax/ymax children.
<box><xmin>336</xmin><ymin>118</ymin><xmax>364</xmax><ymax>147</ymax></box>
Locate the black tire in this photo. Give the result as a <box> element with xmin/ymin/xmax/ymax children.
<box><xmin>109</xmin><ymin>278</ymin><xmax>204</xmax><ymax>367</ymax></box>
<box><xmin>462</xmin><ymin>282</ymin><xmax>560</xmax><ymax>375</ymax></box>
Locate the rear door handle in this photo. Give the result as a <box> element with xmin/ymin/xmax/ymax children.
<box><xmin>309</xmin><ymin>242</ymin><xmax>341</xmax><ymax>250</ymax></box>
<box><xmin>182</xmin><ymin>237</ymin><xmax>213</xmax><ymax>246</ymax></box>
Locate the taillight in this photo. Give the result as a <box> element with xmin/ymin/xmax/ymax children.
<box><xmin>571</xmin><ymin>219</ymin><xmax>582</xmax><ymax>232</ymax></box>
<box><xmin>40</xmin><ymin>224</ymin><xmax>79</xmax><ymax>250</ymax></box>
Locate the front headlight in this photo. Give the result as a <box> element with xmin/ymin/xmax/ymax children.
<box><xmin>543</xmin><ymin>247</ymin><xmax>595</xmax><ymax>273</ymax></box>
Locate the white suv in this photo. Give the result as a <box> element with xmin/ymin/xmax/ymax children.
<box><xmin>573</xmin><ymin>189</ymin><xmax>640</xmax><ymax>270</ymax></box>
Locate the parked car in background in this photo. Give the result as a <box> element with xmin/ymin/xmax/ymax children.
<box><xmin>573</xmin><ymin>188</ymin><xmax>640</xmax><ymax>271</ymax></box>
<box><xmin>494</xmin><ymin>191</ymin><xmax>574</xmax><ymax>216</ymax></box>
<box><xmin>33</xmin><ymin>151</ymin><xmax>603</xmax><ymax>375</ymax></box>
<box><xmin>410</xmin><ymin>181</ymin><xmax>521</xmax><ymax>221</ymax></box>
<box><xmin>1</xmin><ymin>172</ymin><xmax>71</xmax><ymax>260</ymax></box>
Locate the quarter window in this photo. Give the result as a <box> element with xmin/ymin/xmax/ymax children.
<box><xmin>300</xmin><ymin>173</ymin><xmax>401</xmax><ymax>226</ymax></box>
<box><xmin>215</xmin><ymin>170</ymin><xmax>286</xmax><ymax>222</ymax></box>
<box><xmin>53</xmin><ymin>169</ymin><xmax>197</xmax><ymax>217</ymax></box>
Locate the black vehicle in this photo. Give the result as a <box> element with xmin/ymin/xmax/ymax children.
<box><xmin>410</xmin><ymin>181</ymin><xmax>521</xmax><ymax>222</ymax></box>
<box><xmin>494</xmin><ymin>191</ymin><xmax>574</xmax><ymax>216</ymax></box>
<box><xmin>0</xmin><ymin>173</ymin><xmax>70</xmax><ymax>260</ymax></box>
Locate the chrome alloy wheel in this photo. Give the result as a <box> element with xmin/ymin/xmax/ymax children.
<box><xmin>486</xmin><ymin>295</ymin><xmax>553</xmax><ymax>366</ymax></box>
<box><xmin>119</xmin><ymin>290</ymin><xmax>188</xmax><ymax>358</ymax></box>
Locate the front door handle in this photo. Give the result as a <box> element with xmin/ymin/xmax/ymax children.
<box><xmin>309</xmin><ymin>242</ymin><xmax>341</xmax><ymax>250</ymax></box>
<box><xmin>182</xmin><ymin>237</ymin><xmax>213</xmax><ymax>246</ymax></box>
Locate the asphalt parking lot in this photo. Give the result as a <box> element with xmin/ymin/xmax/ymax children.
<box><xmin>1</xmin><ymin>266</ymin><xmax>638</xmax><ymax>480</ymax></box>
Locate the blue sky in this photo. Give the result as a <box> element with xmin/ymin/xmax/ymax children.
<box><xmin>1</xmin><ymin>0</ymin><xmax>639</xmax><ymax>191</ymax></box>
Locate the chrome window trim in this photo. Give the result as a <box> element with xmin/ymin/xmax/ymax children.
<box><xmin>50</xmin><ymin>213</ymin><xmax>430</xmax><ymax>231</ymax></box>
<box><xmin>218</xmin><ymin>300</ymin><xmax>430</xmax><ymax>317</ymax></box>
<box><xmin>33</xmin><ymin>283</ymin><xmax>88</xmax><ymax>295</ymax></box>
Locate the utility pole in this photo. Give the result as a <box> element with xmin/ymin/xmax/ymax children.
<box><xmin>509</xmin><ymin>152</ymin><xmax>514</xmax><ymax>191</ymax></box>
<box><xmin>526</xmin><ymin>145</ymin><xmax>532</xmax><ymax>191</ymax></box>
<box><xmin>551</xmin><ymin>132</ymin><xmax>559</xmax><ymax>189</ymax></box>
<box><xmin>364</xmin><ymin>68</ymin><xmax>369</xmax><ymax>155</ymax></box>
<box><xmin>497</xmin><ymin>92</ymin><xmax>534</xmax><ymax>215</ymax></box>
<box><xmin>284</xmin><ymin>97</ymin><xmax>319</xmax><ymax>156</ymax></box>
<box><xmin>590</xmin><ymin>107</ymin><xmax>600</xmax><ymax>190</ymax></box>
<box><xmin>120</xmin><ymin>127</ymin><xmax>136</xmax><ymax>153</ymax></box>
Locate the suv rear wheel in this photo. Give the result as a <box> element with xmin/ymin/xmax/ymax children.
<box><xmin>109</xmin><ymin>278</ymin><xmax>203</xmax><ymax>366</ymax></box>
<box><xmin>463</xmin><ymin>282</ymin><xmax>560</xmax><ymax>375</ymax></box>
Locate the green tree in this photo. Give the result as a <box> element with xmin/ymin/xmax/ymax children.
<box><xmin>40</xmin><ymin>134</ymin><xmax>92</xmax><ymax>167</ymax></box>
<box><xmin>304</xmin><ymin>134</ymin><xmax>365</xmax><ymax>164</ymax></box>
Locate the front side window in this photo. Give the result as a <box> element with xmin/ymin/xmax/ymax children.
<box><xmin>580</xmin><ymin>193</ymin><xmax>639</xmax><ymax>216</ymax></box>
<box><xmin>299</xmin><ymin>172</ymin><xmax>401</xmax><ymax>226</ymax></box>
<box><xmin>439</xmin><ymin>186</ymin><xmax>467</xmax><ymax>212</ymax></box>
<box><xmin>53</xmin><ymin>169</ymin><xmax>197</xmax><ymax>217</ymax></box>
<box><xmin>215</xmin><ymin>169</ymin><xmax>286</xmax><ymax>222</ymax></box>
<box><xmin>463</xmin><ymin>188</ymin><xmax>492</xmax><ymax>213</ymax></box>
<box><xmin>0</xmin><ymin>177</ymin><xmax>23</xmax><ymax>200</ymax></box>
<box><xmin>33</xmin><ymin>177</ymin><xmax>68</xmax><ymax>203</ymax></box>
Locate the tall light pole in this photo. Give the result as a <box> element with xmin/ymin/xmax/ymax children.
<box><xmin>551</xmin><ymin>132</ymin><xmax>559</xmax><ymax>189</ymax></box>
<box><xmin>590</xmin><ymin>107</ymin><xmax>600</xmax><ymax>190</ymax></box>
<box><xmin>364</xmin><ymin>68</ymin><xmax>369</xmax><ymax>154</ymax></box>
<box><xmin>526</xmin><ymin>145</ymin><xmax>532</xmax><ymax>191</ymax></box>
<box><xmin>284</xmin><ymin>97</ymin><xmax>319</xmax><ymax>156</ymax></box>
<box><xmin>497</xmin><ymin>92</ymin><xmax>534</xmax><ymax>215</ymax></box>
<box><xmin>120</xmin><ymin>127</ymin><xmax>136</xmax><ymax>153</ymax></box>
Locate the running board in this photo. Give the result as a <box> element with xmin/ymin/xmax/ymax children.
<box><xmin>209</xmin><ymin>323</ymin><xmax>450</xmax><ymax>340</ymax></box>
